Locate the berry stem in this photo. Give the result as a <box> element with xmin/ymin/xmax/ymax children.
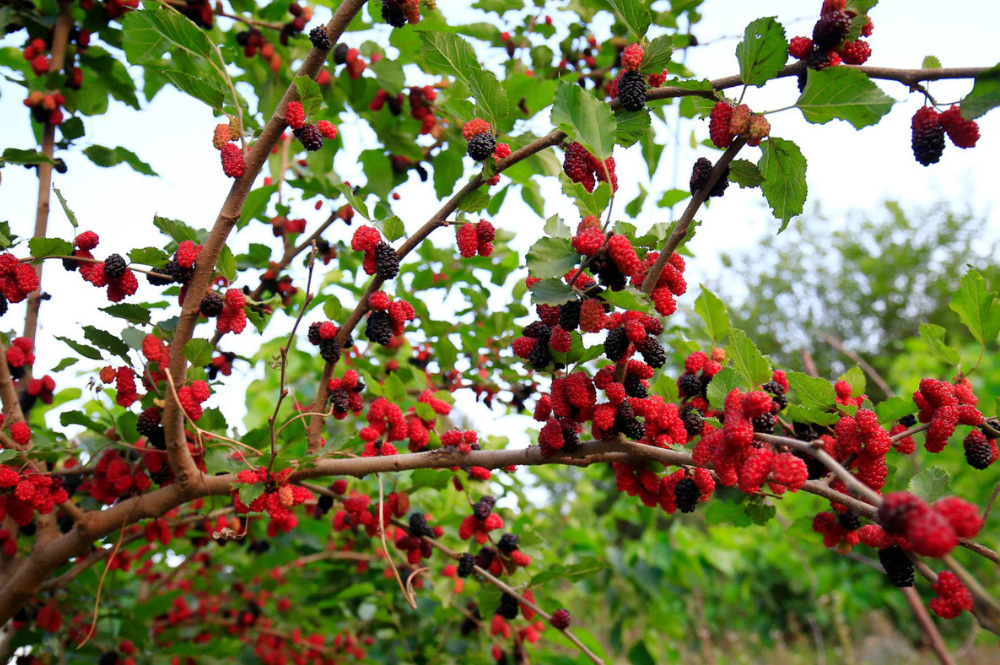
<box><xmin>899</xmin><ymin>586</ymin><xmax>956</xmax><ymax>665</ymax></box>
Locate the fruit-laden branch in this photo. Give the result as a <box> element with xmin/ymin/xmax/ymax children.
<box><xmin>161</xmin><ymin>0</ymin><xmax>368</xmax><ymax>486</ymax></box>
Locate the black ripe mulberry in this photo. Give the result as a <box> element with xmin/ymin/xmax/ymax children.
<box><xmin>527</xmin><ymin>335</ymin><xmax>552</xmax><ymax>370</ymax></box>
<box><xmin>329</xmin><ymin>389</ymin><xmax>349</xmax><ymax>414</ymax></box>
<box><xmin>497</xmin><ymin>533</ymin><xmax>519</xmax><ymax>555</ymax></box>
<box><xmin>467</xmin><ymin>132</ymin><xmax>497</xmax><ymax>162</ymax></box>
<box><xmin>381</xmin><ymin>0</ymin><xmax>406</xmax><ymax>28</ymax></box>
<box><xmin>374</xmin><ymin>242</ymin><xmax>400</xmax><ymax>280</ymax></box>
<box><xmin>560</xmin><ymin>420</ymin><xmax>580</xmax><ymax>453</ymax></box>
<box><xmin>624</xmin><ymin>374</ymin><xmax>648</xmax><ymax>399</ymax></box>
<box><xmin>103</xmin><ymin>254</ymin><xmax>127</xmax><ymax>279</ymax></box>
<box><xmin>365</xmin><ymin>310</ymin><xmax>394</xmax><ymax>346</ymax></box>
<box><xmin>964</xmin><ymin>429</ymin><xmax>998</xmax><ymax>470</ymax></box>
<box><xmin>638</xmin><ymin>336</ymin><xmax>666</xmax><ymax>368</ymax></box>
<box><xmin>0</xmin><ymin>292</ymin><xmax>7</xmax><ymax>317</ymax></box>
<box><xmin>307</xmin><ymin>321</ymin><xmax>323</xmax><ymax>346</ymax></box>
<box><xmin>409</xmin><ymin>512</ymin><xmax>435</xmax><ymax>538</ymax></box>
<box><xmin>333</xmin><ymin>43</ymin><xmax>349</xmax><ymax>65</ymax></box>
<box><xmin>559</xmin><ymin>300</ymin><xmax>581</xmax><ymax>331</ymax></box>
<box><xmin>812</xmin><ymin>10</ymin><xmax>851</xmax><ymax>51</ymax></box>
<box><xmin>751</xmin><ymin>412</ymin><xmax>775</xmax><ymax>434</ymax></box>
<box><xmin>681</xmin><ymin>406</ymin><xmax>704</xmax><ymax>437</ymax></box>
<box><xmin>618</xmin><ymin>70</ymin><xmax>647</xmax><ymax>112</ymax></box>
<box><xmin>689</xmin><ymin>157</ymin><xmax>712</xmax><ymax>195</ymax></box>
<box><xmin>837</xmin><ymin>510</ymin><xmax>862</xmax><ymax>531</ymax></box>
<box><xmin>677</xmin><ymin>372</ymin><xmax>703</xmax><ymax>399</ymax></box>
<box><xmin>792</xmin><ymin>449</ymin><xmax>827</xmax><ymax>480</ymax></box>
<box><xmin>604</xmin><ymin>326</ymin><xmax>628</xmax><ymax>361</ymax></box>
<box><xmin>295</xmin><ymin>124</ymin><xmax>324</xmax><ymax>151</ymax></box>
<box><xmin>593</xmin><ymin>255</ymin><xmax>627</xmax><ymax>291</ymax></box>
<box><xmin>912</xmin><ymin>107</ymin><xmax>945</xmax><ymax>166</ymax></box>
<box><xmin>496</xmin><ymin>592</ymin><xmax>519</xmax><ymax>620</ymax></box>
<box><xmin>200</xmin><ymin>291</ymin><xmax>224</xmax><ymax>317</ymax></box>
<box><xmin>899</xmin><ymin>414</ymin><xmax>917</xmax><ymax>428</ymax></box>
<box><xmin>878</xmin><ymin>545</ymin><xmax>914</xmax><ymax>587</ymax></box>
<box><xmin>615</xmin><ymin>401</ymin><xmax>645</xmax><ymax>440</ymax></box>
<box><xmin>457</xmin><ymin>552</ymin><xmax>475</xmax><ymax>577</ymax></box>
<box><xmin>674</xmin><ymin>477</ymin><xmax>701</xmax><ymax>513</ymax></box>
<box><xmin>319</xmin><ymin>338</ymin><xmax>341</xmax><ymax>364</ymax></box>
<box><xmin>309</xmin><ymin>26</ymin><xmax>331</xmax><ymax>51</ymax></box>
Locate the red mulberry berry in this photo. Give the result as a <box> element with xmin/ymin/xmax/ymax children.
<box><xmin>911</xmin><ymin>107</ymin><xmax>945</xmax><ymax>166</ymax></box>
<box><xmin>933</xmin><ymin>497</ymin><xmax>983</xmax><ymax>539</ymax></box>
<box><xmin>906</xmin><ymin>510</ymin><xmax>958</xmax><ymax>558</ymax></box>
<box><xmin>789</xmin><ymin>36</ymin><xmax>813</xmax><ymax>59</ymax></box>
<box><xmin>221</xmin><ymin>144</ymin><xmax>244</xmax><ymax>178</ymax></box>
<box><xmin>607</xmin><ymin>234</ymin><xmax>640</xmax><ymax>276</ymax></box>
<box><xmin>316</xmin><ymin>120</ymin><xmax>338</xmax><ymax>139</ymax></box>
<box><xmin>709</xmin><ymin>101</ymin><xmax>735</xmax><ymax>148</ymax></box>
<box><xmin>285</xmin><ymin>101</ymin><xmax>305</xmax><ymax>129</ymax></box>
<box><xmin>838</xmin><ymin>40</ymin><xmax>871</xmax><ymax>65</ymax></box>
<box><xmin>462</xmin><ymin>118</ymin><xmax>491</xmax><ymax>140</ymax></box>
<box><xmin>621</xmin><ymin>43</ymin><xmax>644</xmax><ymax>71</ymax></box>
<box><xmin>940</xmin><ymin>105</ymin><xmax>980</xmax><ymax>149</ymax></box>
<box><xmin>456</xmin><ymin>223</ymin><xmax>478</xmax><ymax>258</ymax></box>
<box><xmin>9</xmin><ymin>421</ymin><xmax>31</xmax><ymax>445</ymax></box>
<box><xmin>877</xmin><ymin>492</ymin><xmax>928</xmax><ymax>535</ymax></box>
<box><xmin>212</xmin><ymin>123</ymin><xmax>231</xmax><ymax>149</ymax></box>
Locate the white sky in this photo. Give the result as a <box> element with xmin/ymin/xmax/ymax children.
<box><xmin>0</xmin><ymin>0</ymin><xmax>998</xmax><ymax>445</ymax></box>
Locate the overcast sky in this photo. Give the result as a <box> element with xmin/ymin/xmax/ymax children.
<box><xmin>0</xmin><ymin>1</ymin><xmax>997</xmax><ymax>444</ymax></box>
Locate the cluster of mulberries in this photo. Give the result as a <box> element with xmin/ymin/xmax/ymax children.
<box><xmin>913</xmin><ymin>377</ymin><xmax>982</xmax><ymax>452</ymax></box>
<box><xmin>456</xmin><ymin>220</ymin><xmax>495</xmax><ymax>258</ymax></box>
<box><xmin>327</xmin><ymin>369</ymin><xmax>365</xmax><ymax>420</ymax></box>
<box><xmin>351</xmin><ymin>226</ymin><xmax>399</xmax><ymax>280</ymax></box>
<box><xmin>911</xmin><ymin>106</ymin><xmax>980</xmax><ymax>167</ymax></box>
<box><xmin>562</xmin><ymin>142</ymin><xmax>617</xmax><ymax>193</ymax></box>
<box><xmin>707</xmin><ymin>101</ymin><xmax>770</xmax><ymax>149</ymax></box>
<box><xmin>285</xmin><ymin>100</ymin><xmax>338</xmax><ymax>152</ymax></box>
<box><xmin>395</xmin><ymin>512</ymin><xmax>441</xmax><ymax>564</ymax></box>
<box><xmin>364</xmin><ymin>291</ymin><xmax>415</xmax><ymax>346</ymax></box>
<box><xmin>233</xmin><ymin>467</ymin><xmax>313</xmax><ymax>526</ymax></box>
<box><xmin>462</xmin><ymin>118</ymin><xmax>497</xmax><ymax>162</ymax></box>
<box><xmin>380</xmin><ymin>0</ymin><xmax>420</xmax><ymax>28</ymax></box>
<box><xmin>79</xmin><ymin>450</ymin><xmax>150</xmax><ymax>506</ymax></box>
<box><xmin>637</xmin><ymin>251</ymin><xmax>688</xmax><ymax>317</ymax></box>
<box><xmin>307</xmin><ymin>319</ymin><xmax>350</xmax><ymax>364</ymax></box>
<box><xmin>878</xmin><ymin>491</ymin><xmax>982</xmax><ymax>558</ymax></box>
<box><xmin>458</xmin><ymin>496</ymin><xmax>503</xmax><ymax>543</ymax></box>
<box><xmin>177</xmin><ymin>379</ymin><xmax>212</xmax><ymax>421</ymax></box>
<box><xmin>789</xmin><ymin>1</ymin><xmax>874</xmax><ymax>86</ymax></box>
<box><xmin>100</xmin><ymin>365</ymin><xmax>139</xmax><ymax>408</ymax></box>
<box><xmin>401</xmin><ymin>390</ymin><xmax>453</xmax><ymax>453</ymax></box>
<box><xmin>0</xmin><ymin>466</ymin><xmax>68</xmax><ymax>526</ymax></box>
<box><xmin>676</xmin><ymin>350</ymin><xmax>723</xmax><ymax>403</ymax></box>
<box><xmin>512</xmin><ymin>318</ymin><xmax>565</xmax><ymax>371</ymax></box>
<box><xmin>214</xmin><ymin>288</ymin><xmax>247</xmax><ymax>335</ymax></box>
<box><xmin>601</xmin><ymin>310</ymin><xmax>666</xmax><ymax>369</ymax></box>
<box><xmin>929</xmin><ymin>571</ymin><xmax>974</xmax><ymax>619</ymax></box>
<box><xmin>60</xmin><ymin>232</ymin><xmax>138</xmax><ymax>302</ymax></box>
<box><xmin>6</xmin><ymin>337</ymin><xmax>36</xmax><ymax>380</ymax></box>
<box><xmin>830</xmin><ymin>409</ymin><xmax>891</xmax><ymax>492</ymax></box>
<box><xmin>812</xmin><ymin>509</ymin><xmax>864</xmax><ymax>549</ymax></box>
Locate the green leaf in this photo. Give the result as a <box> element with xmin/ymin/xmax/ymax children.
<box><xmin>101</xmin><ymin>304</ymin><xmax>152</xmax><ymax>326</ymax></box>
<box><xmin>405</xmin><ymin>468</ymin><xmax>450</xmax><ymax>493</ymax></box>
<box><xmin>238</xmin><ymin>482</ymin><xmax>265</xmax><ymax>508</ymax></box>
<box><xmin>706</xmin><ymin>500</ymin><xmax>749</xmax><ymax>526</ymax></box>
<box><xmin>216</xmin><ymin>245</ymin><xmax>236</xmax><ymax>283</ymax></box>
<box><xmin>528</xmin><ymin>279</ymin><xmax>575</xmax><ymax>306</ymax></box>
<box><xmin>875</xmin><ymin>396</ymin><xmax>918</xmax><ymax>424</ymax></box>
<box><xmin>615</xmin><ymin>108</ymin><xmax>650</xmax><ymax>148</ymax></box>
<box><xmin>53</xmin><ymin>188</ymin><xmax>78</xmax><ymax>228</ymax></box>
<box><xmin>183</xmin><ymin>339</ymin><xmax>214</xmax><ymax>367</ymax></box>
<box><xmin>735</xmin><ymin>17</ymin><xmax>788</xmax><ymax>87</ymax></box>
<box><xmin>381</xmin><ymin>216</ymin><xmax>405</xmax><ymax>242</ymax></box>
<box><xmin>123</xmin><ymin>8</ymin><xmax>216</xmax><ymax>64</ymax></box>
<box><xmin>606</xmin><ymin>0</ymin><xmax>651</xmax><ymax>40</ymax></box>
<box><xmin>0</xmin><ymin>449</ymin><xmax>16</xmax><ymax>464</ymax></box>
<box><xmin>128</xmin><ymin>247</ymin><xmax>169</xmax><ymax>268</ymax></box>
<box><xmin>83</xmin><ymin>325</ymin><xmax>131</xmax><ymax>362</ymax></box>
<box><xmin>786</xmin><ymin>371</ymin><xmax>836</xmax><ymax>410</ymax></box>
<box><xmin>726</xmin><ymin>329</ymin><xmax>772</xmax><ymax>388</ymax></box>
<box><xmin>323</xmin><ymin>296</ymin><xmax>342</xmax><ymax>321</ymax></box>
<box><xmin>369</xmin><ymin>58</ymin><xmax>405</xmax><ymax>97</ymax></box>
<box><xmin>922</xmin><ymin>55</ymin><xmax>942</xmax><ymax>69</ymax></box>
<box><xmin>526</xmin><ymin>236</ymin><xmax>578</xmax><ymax>280</ymax></box>
<box><xmin>561</xmin><ymin>179</ymin><xmax>612</xmax><ymax>218</ymax></box>
<box><xmin>694</xmin><ymin>286</ymin><xmax>731</xmax><ymax>343</ymax></box>
<box><xmin>384</xmin><ymin>373</ymin><xmax>406</xmax><ymax>403</ymax></box>
<box><xmin>919</xmin><ymin>323</ymin><xmax>961</xmax><ymax>366</ymax></box>
<box><xmin>293</xmin><ymin>75</ymin><xmax>323</xmax><ymax>118</ymax></box>
<box><xmin>154</xmin><ymin>68</ymin><xmax>226</xmax><ymax>110</ymax></box>
<box><xmin>153</xmin><ymin>215</ymin><xmax>199</xmax><ymax>243</ymax></box>
<box><xmin>728</xmin><ymin>159</ymin><xmax>764</xmax><ymax>188</ymax></box>
<box><xmin>707</xmin><ymin>367</ymin><xmax>742</xmax><ymax>411</ymax></box>
<box><xmin>543</xmin><ymin>215</ymin><xmax>571</xmax><ymax>239</ymax></box>
<box><xmin>60</xmin><ymin>410</ymin><xmax>106</xmax><ymax>434</ymax></box>
<box><xmin>796</xmin><ymin>67</ymin><xmax>896</xmax><ymax>129</ymax></box>
<box><xmin>758</xmin><ymin>137</ymin><xmax>807</xmax><ymax>229</ymax></box>
<box><xmin>0</xmin><ymin>148</ymin><xmax>54</xmax><ymax>166</ymax></box>
<box><xmin>784</xmin><ymin>404</ymin><xmax>840</xmax><ymax>427</ymax></box>
<box><xmin>241</xmin><ymin>185</ymin><xmax>278</xmax><ymax>226</ymax></box>
<box><xmin>456</xmin><ymin>188</ymin><xmax>490</xmax><ymax>213</ymax></box>
<box><xmin>624</xmin><ymin>183</ymin><xmax>647</xmax><ymax>217</ymax></box>
<box><xmin>961</xmin><ymin>63</ymin><xmax>1000</xmax><ymax>120</ymax></box>
<box><xmin>657</xmin><ymin>188</ymin><xmax>691</xmax><ymax>209</ymax></box>
<box><xmin>57</xmin><ymin>336</ymin><xmax>103</xmax><ymax>360</ymax></box>
<box><xmin>838</xmin><ymin>365</ymin><xmax>866</xmax><ymax>397</ymax></box>
<box><xmin>909</xmin><ymin>466</ymin><xmax>951</xmax><ymax>503</ymax></box>
<box><xmin>420</xmin><ymin>33</ymin><xmax>508</xmax><ymax>126</ymax></box>
<box><xmin>530</xmin><ymin>556</ymin><xmax>606</xmax><ymax>585</ymax></box>
<box><xmin>551</xmin><ymin>80</ymin><xmax>617</xmax><ymax>163</ymax></box>
<box><xmin>639</xmin><ymin>35</ymin><xmax>672</xmax><ymax>74</ymax></box>
<box><xmin>627</xmin><ymin>640</ymin><xmax>656</xmax><ymax>665</ymax></box>
<box><xmin>601</xmin><ymin>287</ymin><xmax>651</xmax><ymax>314</ymax></box>
<box><xmin>82</xmin><ymin>145</ymin><xmax>157</xmax><ymax>176</ymax></box>
<box><xmin>949</xmin><ymin>269</ymin><xmax>1000</xmax><ymax>345</ymax></box>
<box><xmin>29</xmin><ymin>237</ymin><xmax>73</xmax><ymax>259</ymax></box>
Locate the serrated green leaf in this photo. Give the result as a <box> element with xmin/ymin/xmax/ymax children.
<box><xmin>528</xmin><ymin>279</ymin><xmax>575</xmax><ymax>306</ymax></box>
<box><xmin>183</xmin><ymin>339</ymin><xmax>214</xmax><ymax>367</ymax></box>
<box><xmin>727</xmin><ymin>329</ymin><xmax>772</xmax><ymax>388</ymax></box>
<box><xmin>758</xmin><ymin>137</ymin><xmax>807</xmax><ymax>229</ymax></box>
<box><xmin>28</xmin><ymin>237</ymin><xmax>73</xmax><ymax>259</ymax></box>
<box><xmin>796</xmin><ymin>67</ymin><xmax>895</xmax><ymax>128</ymax></box>
<box><xmin>551</xmin><ymin>80</ymin><xmax>617</xmax><ymax>163</ymax></box>
<box><xmin>128</xmin><ymin>247</ymin><xmax>169</xmax><ymax>268</ymax></box>
<box><xmin>961</xmin><ymin>63</ymin><xmax>1000</xmax><ymax>120</ymax></box>
<box><xmin>838</xmin><ymin>365</ymin><xmax>866</xmax><ymax>397</ymax></box>
<box><xmin>694</xmin><ymin>286</ymin><xmax>731</xmax><ymax>343</ymax></box>
<box><xmin>784</xmin><ymin>404</ymin><xmax>840</xmax><ymax>426</ymax></box>
<box><xmin>101</xmin><ymin>304</ymin><xmax>151</xmax><ymax>326</ymax></box>
<box><xmin>368</xmin><ymin>58</ymin><xmax>405</xmax><ymax>97</ymax></box>
<box><xmin>216</xmin><ymin>245</ymin><xmax>236</xmax><ymax>283</ymax></box>
<box><xmin>919</xmin><ymin>323</ymin><xmax>961</xmax><ymax>365</ymax></box>
<box><xmin>153</xmin><ymin>215</ymin><xmax>199</xmax><ymax>243</ymax></box>
<box><xmin>380</xmin><ymin>216</ymin><xmax>405</xmax><ymax>242</ymax></box>
<box><xmin>909</xmin><ymin>466</ymin><xmax>951</xmax><ymax>503</ymax></box>
<box><xmin>615</xmin><ymin>108</ymin><xmax>649</xmax><ymax>148</ymax></box>
<box><xmin>736</xmin><ymin>17</ymin><xmax>788</xmax><ymax>87</ymax></box>
<box><xmin>949</xmin><ymin>269</ymin><xmax>1000</xmax><ymax>345</ymax></box>
<box><xmin>606</xmin><ymin>0</ymin><xmax>650</xmax><ymax>40</ymax></box>
<box><xmin>526</xmin><ymin>236</ymin><xmax>577</xmax><ymax>280</ymax></box>
<box><xmin>241</xmin><ymin>185</ymin><xmax>278</xmax><ymax>226</ymax></box>
<box><xmin>601</xmin><ymin>287</ymin><xmax>651</xmax><ymax>314</ymax></box>
<box><xmin>707</xmin><ymin>366</ymin><xmax>742</xmax><ymax>411</ymax></box>
<box><xmin>922</xmin><ymin>55</ymin><xmax>942</xmax><ymax>69</ymax></box>
<box><xmin>293</xmin><ymin>75</ymin><xmax>323</xmax><ymax>118</ymax></box>
<box><xmin>53</xmin><ymin>188</ymin><xmax>78</xmax><ymax>229</ymax></box>
<box><xmin>543</xmin><ymin>215</ymin><xmax>572</xmax><ymax>239</ymax></box>
<box><xmin>420</xmin><ymin>33</ymin><xmax>508</xmax><ymax>126</ymax></box>
<box><xmin>83</xmin><ymin>325</ymin><xmax>131</xmax><ymax>362</ymax></box>
<box><xmin>238</xmin><ymin>482</ymin><xmax>265</xmax><ymax>508</ymax></box>
<box><xmin>875</xmin><ymin>396</ymin><xmax>917</xmax><ymax>424</ymax></box>
<box><xmin>786</xmin><ymin>371</ymin><xmax>836</xmax><ymax>411</ymax></box>
<box><xmin>640</xmin><ymin>35</ymin><xmax>672</xmax><ymax>74</ymax></box>
<box><xmin>728</xmin><ymin>159</ymin><xmax>764</xmax><ymax>188</ymax></box>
